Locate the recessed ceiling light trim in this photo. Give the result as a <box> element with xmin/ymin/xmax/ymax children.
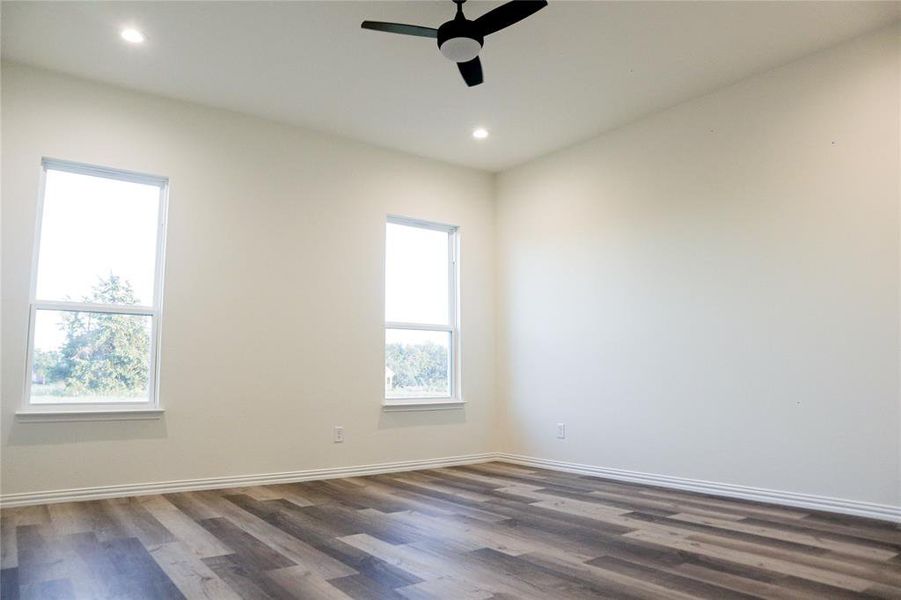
<box><xmin>472</xmin><ymin>127</ymin><xmax>489</xmax><ymax>140</ymax></box>
<box><xmin>120</xmin><ymin>28</ymin><xmax>146</xmax><ymax>44</ymax></box>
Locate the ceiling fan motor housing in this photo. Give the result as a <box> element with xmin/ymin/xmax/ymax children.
<box><xmin>437</xmin><ymin>19</ymin><xmax>483</xmax><ymax>63</ymax></box>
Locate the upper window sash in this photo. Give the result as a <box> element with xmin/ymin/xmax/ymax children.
<box><xmin>32</xmin><ymin>159</ymin><xmax>168</xmax><ymax>308</ymax></box>
<box><xmin>385</xmin><ymin>215</ymin><xmax>456</xmax><ymax>327</ymax></box>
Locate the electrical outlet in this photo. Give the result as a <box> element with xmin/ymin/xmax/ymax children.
<box><xmin>556</xmin><ymin>423</ymin><xmax>566</xmax><ymax>439</ymax></box>
<box><xmin>334</xmin><ymin>426</ymin><xmax>344</xmax><ymax>443</ymax></box>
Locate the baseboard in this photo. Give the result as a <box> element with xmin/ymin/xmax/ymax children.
<box><xmin>0</xmin><ymin>452</ymin><xmax>496</xmax><ymax>508</ymax></box>
<box><xmin>4</xmin><ymin>451</ymin><xmax>899</xmax><ymax>523</ymax></box>
<box><xmin>497</xmin><ymin>453</ymin><xmax>901</xmax><ymax>524</ymax></box>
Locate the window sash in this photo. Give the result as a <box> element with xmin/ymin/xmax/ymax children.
<box><xmin>23</xmin><ymin>159</ymin><xmax>168</xmax><ymax>411</ymax></box>
<box><xmin>25</xmin><ymin>306</ymin><xmax>161</xmax><ymax>410</ymax></box>
<box><xmin>385</xmin><ymin>325</ymin><xmax>455</xmax><ymax>400</ymax></box>
<box><xmin>384</xmin><ymin>216</ymin><xmax>459</xmax><ymax>403</ymax></box>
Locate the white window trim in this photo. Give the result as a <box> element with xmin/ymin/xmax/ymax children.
<box><xmin>383</xmin><ymin>215</ymin><xmax>463</xmax><ymax>410</ymax></box>
<box><xmin>18</xmin><ymin>158</ymin><xmax>169</xmax><ymax>421</ymax></box>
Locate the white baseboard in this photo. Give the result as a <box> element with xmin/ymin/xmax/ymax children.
<box><xmin>4</xmin><ymin>451</ymin><xmax>899</xmax><ymax>524</ymax></box>
<box><xmin>0</xmin><ymin>452</ymin><xmax>496</xmax><ymax>508</ymax></box>
<box><xmin>497</xmin><ymin>453</ymin><xmax>901</xmax><ymax>524</ymax></box>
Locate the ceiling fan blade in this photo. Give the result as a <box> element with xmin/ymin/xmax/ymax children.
<box><xmin>361</xmin><ymin>21</ymin><xmax>438</xmax><ymax>38</ymax></box>
<box><xmin>473</xmin><ymin>0</ymin><xmax>548</xmax><ymax>36</ymax></box>
<box><xmin>458</xmin><ymin>57</ymin><xmax>483</xmax><ymax>87</ymax></box>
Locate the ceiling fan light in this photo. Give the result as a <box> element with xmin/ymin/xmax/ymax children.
<box><xmin>439</xmin><ymin>37</ymin><xmax>481</xmax><ymax>62</ymax></box>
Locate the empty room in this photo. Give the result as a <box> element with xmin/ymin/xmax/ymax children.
<box><xmin>1</xmin><ymin>1</ymin><xmax>899</xmax><ymax>598</ymax></box>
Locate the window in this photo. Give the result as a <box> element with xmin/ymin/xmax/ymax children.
<box><xmin>22</xmin><ymin>159</ymin><xmax>168</xmax><ymax>415</ymax></box>
<box><xmin>385</xmin><ymin>217</ymin><xmax>459</xmax><ymax>406</ymax></box>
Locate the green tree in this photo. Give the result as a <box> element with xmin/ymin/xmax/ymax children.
<box><xmin>53</xmin><ymin>274</ymin><xmax>150</xmax><ymax>397</ymax></box>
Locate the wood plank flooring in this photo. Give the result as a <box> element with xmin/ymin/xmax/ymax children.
<box><xmin>1</xmin><ymin>461</ymin><xmax>899</xmax><ymax>599</ymax></box>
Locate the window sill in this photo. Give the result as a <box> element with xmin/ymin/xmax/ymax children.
<box><xmin>382</xmin><ymin>399</ymin><xmax>466</xmax><ymax>412</ymax></box>
<box><xmin>16</xmin><ymin>408</ymin><xmax>165</xmax><ymax>423</ymax></box>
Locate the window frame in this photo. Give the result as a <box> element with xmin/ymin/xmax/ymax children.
<box><xmin>19</xmin><ymin>158</ymin><xmax>169</xmax><ymax>418</ymax></box>
<box><xmin>383</xmin><ymin>215</ymin><xmax>462</xmax><ymax>409</ymax></box>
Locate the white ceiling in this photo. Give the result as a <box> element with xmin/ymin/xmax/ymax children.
<box><xmin>2</xmin><ymin>1</ymin><xmax>898</xmax><ymax>171</ymax></box>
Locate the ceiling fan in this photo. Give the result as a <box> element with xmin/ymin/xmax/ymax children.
<box><xmin>361</xmin><ymin>0</ymin><xmax>548</xmax><ymax>87</ymax></box>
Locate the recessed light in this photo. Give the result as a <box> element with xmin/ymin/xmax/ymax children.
<box><xmin>472</xmin><ymin>127</ymin><xmax>489</xmax><ymax>140</ymax></box>
<box><xmin>120</xmin><ymin>28</ymin><xmax>145</xmax><ymax>44</ymax></box>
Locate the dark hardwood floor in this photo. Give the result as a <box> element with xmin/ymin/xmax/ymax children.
<box><xmin>1</xmin><ymin>461</ymin><xmax>899</xmax><ymax>599</ymax></box>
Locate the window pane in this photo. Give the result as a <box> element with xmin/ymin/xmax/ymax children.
<box><xmin>30</xmin><ymin>309</ymin><xmax>152</xmax><ymax>404</ymax></box>
<box><xmin>385</xmin><ymin>329</ymin><xmax>450</xmax><ymax>398</ymax></box>
<box><xmin>36</xmin><ymin>169</ymin><xmax>161</xmax><ymax>306</ymax></box>
<box><xmin>386</xmin><ymin>222</ymin><xmax>449</xmax><ymax>325</ymax></box>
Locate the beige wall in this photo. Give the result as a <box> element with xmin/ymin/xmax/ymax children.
<box><xmin>1</xmin><ymin>63</ymin><xmax>496</xmax><ymax>496</ymax></box>
<box><xmin>496</xmin><ymin>27</ymin><xmax>900</xmax><ymax>506</ymax></box>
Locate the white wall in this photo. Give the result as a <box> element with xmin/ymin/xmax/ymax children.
<box><xmin>496</xmin><ymin>28</ymin><xmax>900</xmax><ymax>506</ymax></box>
<box><xmin>1</xmin><ymin>63</ymin><xmax>496</xmax><ymax>496</ymax></box>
